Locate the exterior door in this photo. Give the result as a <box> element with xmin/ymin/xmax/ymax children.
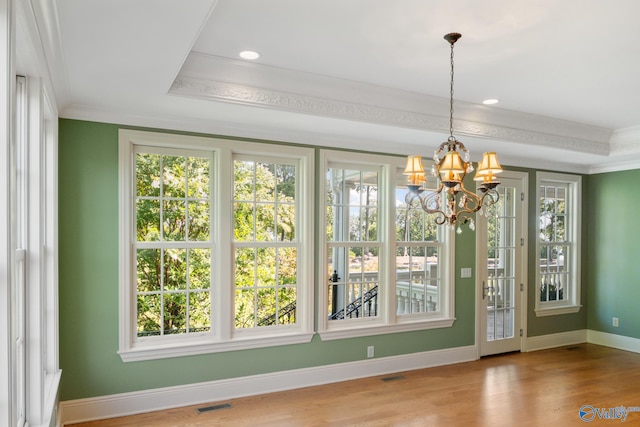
<box><xmin>477</xmin><ymin>172</ymin><xmax>527</xmax><ymax>356</ymax></box>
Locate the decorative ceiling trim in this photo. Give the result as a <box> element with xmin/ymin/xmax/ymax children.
<box><xmin>170</xmin><ymin>76</ymin><xmax>609</xmax><ymax>156</ymax></box>
<box><xmin>610</xmin><ymin>125</ymin><xmax>640</xmax><ymax>155</ymax></box>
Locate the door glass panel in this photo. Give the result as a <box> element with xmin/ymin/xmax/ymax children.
<box><xmin>486</xmin><ymin>185</ymin><xmax>516</xmax><ymax>342</ymax></box>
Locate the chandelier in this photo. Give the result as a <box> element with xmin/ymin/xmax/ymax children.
<box><xmin>404</xmin><ymin>33</ymin><xmax>503</xmax><ymax>233</ymax></box>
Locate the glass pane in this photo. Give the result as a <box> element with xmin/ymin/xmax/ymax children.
<box><xmin>189</xmin><ymin>248</ymin><xmax>210</xmax><ymax>290</ymax></box>
<box><xmin>137</xmin><ymin>294</ymin><xmax>161</xmax><ymax>337</ymax></box>
<box><xmin>277</xmin><ymin>247</ymin><xmax>297</xmax><ymax>285</ymax></box>
<box><xmin>277</xmin><ymin>287</ymin><xmax>297</xmax><ymax>325</ymax></box>
<box><xmin>136</xmin><ymin>153</ymin><xmax>160</xmax><ymax>197</ymax></box>
<box><xmin>256</xmin><ymin>247</ymin><xmax>276</xmax><ymax>287</ymax></box>
<box><xmin>326</xmin><ymin>205</ymin><xmax>335</xmax><ymax>241</ymax></box>
<box><xmin>235</xmin><ymin>289</ymin><xmax>255</xmax><ymax>328</ymax></box>
<box><xmin>188</xmin><ymin>291</ymin><xmax>210</xmax><ymax>333</ymax></box>
<box><xmin>255</xmin><ymin>203</ymin><xmax>275</xmax><ymax>241</ymax></box>
<box><xmin>136</xmin><ymin>199</ymin><xmax>160</xmax><ymax>241</ymax></box>
<box><xmin>257</xmin><ymin>162</ymin><xmax>276</xmax><ymax>202</ymax></box>
<box><xmin>163</xmin><ymin>199</ymin><xmax>186</xmax><ymax>241</ymax></box>
<box><xmin>187</xmin><ymin>156</ymin><xmax>209</xmax><ymax>198</ymax></box>
<box><xmin>187</xmin><ymin>200</ymin><xmax>210</xmax><ymax>241</ymax></box>
<box><xmin>162</xmin><ymin>155</ymin><xmax>186</xmax><ymax>198</ymax></box>
<box><xmin>234</xmin><ymin>201</ymin><xmax>255</xmax><ymax>241</ymax></box>
<box><xmin>276</xmin><ymin>203</ymin><xmax>295</xmax><ymax>242</ymax></box>
<box><xmin>164</xmin><ymin>248</ymin><xmax>186</xmax><ymax>290</ymax></box>
<box><xmin>234</xmin><ymin>161</ymin><xmax>254</xmax><ymax>201</ymax></box>
<box><xmin>257</xmin><ymin>288</ymin><xmax>276</xmax><ymax>325</ymax></box>
<box><xmin>137</xmin><ymin>249</ymin><xmax>161</xmax><ymax>292</ymax></box>
<box><xmin>276</xmin><ymin>164</ymin><xmax>295</xmax><ymax>201</ymax></box>
<box><xmin>163</xmin><ymin>293</ymin><xmax>187</xmax><ymax>334</ymax></box>
<box><xmin>235</xmin><ymin>248</ymin><xmax>255</xmax><ymax>289</ymax></box>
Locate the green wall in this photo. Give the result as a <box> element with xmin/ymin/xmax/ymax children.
<box><xmin>58</xmin><ymin>119</ymin><xmax>480</xmax><ymax>401</ymax></box>
<box><xmin>586</xmin><ymin>169</ymin><xmax>640</xmax><ymax>338</ymax></box>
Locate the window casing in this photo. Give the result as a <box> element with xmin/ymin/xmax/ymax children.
<box><xmin>318</xmin><ymin>150</ymin><xmax>454</xmax><ymax>340</ymax></box>
<box><xmin>119</xmin><ymin>130</ymin><xmax>315</xmax><ymax>362</ymax></box>
<box><xmin>535</xmin><ymin>172</ymin><xmax>582</xmax><ymax>316</ymax></box>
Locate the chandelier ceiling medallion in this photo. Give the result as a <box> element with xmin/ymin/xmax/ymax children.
<box><xmin>404</xmin><ymin>32</ymin><xmax>503</xmax><ymax>233</ymax></box>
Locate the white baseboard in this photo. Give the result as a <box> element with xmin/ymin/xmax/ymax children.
<box><xmin>60</xmin><ymin>345</ymin><xmax>477</xmax><ymax>425</ymax></box>
<box><xmin>524</xmin><ymin>329</ymin><xmax>588</xmax><ymax>352</ymax></box>
<box><xmin>587</xmin><ymin>330</ymin><xmax>640</xmax><ymax>354</ymax></box>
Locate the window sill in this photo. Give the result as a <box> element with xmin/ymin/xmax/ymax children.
<box><xmin>535</xmin><ymin>304</ymin><xmax>582</xmax><ymax>317</ymax></box>
<box><xmin>318</xmin><ymin>317</ymin><xmax>456</xmax><ymax>341</ymax></box>
<box><xmin>119</xmin><ymin>332</ymin><xmax>315</xmax><ymax>362</ymax></box>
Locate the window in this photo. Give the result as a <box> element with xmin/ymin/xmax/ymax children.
<box><xmin>119</xmin><ymin>130</ymin><xmax>314</xmax><ymax>361</ymax></box>
<box><xmin>233</xmin><ymin>157</ymin><xmax>299</xmax><ymax>330</ymax></box>
<box><xmin>535</xmin><ymin>172</ymin><xmax>582</xmax><ymax>316</ymax></box>
<box><xmin>325</xmin><ymin>164</ymin><xmax>382</xmax><ymax>324</ymax></box>
<box><xmin>396</xmin><ymin>183</ymin><xmax>449</xmax><ymax>317</ymax></box>
<box><xmin>8</xmin><ymin>75</ymin><xmax>61</xmax><ymax>426</ymax></box>
<box><xmin>12</xmin><ymin>74</ymin><xmax>28</xmax><ymax>427</ymax></box>
<box><xmin>134</xmin><ymin>148</ymin><xmax>213</xmax><ymax>337</ymax></box>
<box><xmin>318</xmin><ymin>150</ymin><xmax>454</xmax><ymax>340</ymax></box>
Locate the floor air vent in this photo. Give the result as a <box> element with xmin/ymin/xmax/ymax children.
<box><xmin>380</xmin><ymin>375</ymin><xmax>406</xmax><ymax>382</ymax></box>
<box><xmin>196</xmin><ymin>403</ymin><xmax>232</xmax><ymax>413</ymax></box>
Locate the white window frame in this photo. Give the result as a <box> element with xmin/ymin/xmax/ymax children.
<box><xmin>535</xmin><ymin>172</ymin><xmax>582</xmax><ymax>316</ymax></box>
<box><xmin>118</xmin><ymin>130</ymin><xmax>315</xmax><ymax>362</ymax></box>
<box><xmin>317</xmin><ymin>150</ymin><xmax>455</xmax><ymax>340</ymax></box>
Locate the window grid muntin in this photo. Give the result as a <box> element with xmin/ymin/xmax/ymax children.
<box><xmin>134</xmin><ymin>147</ymin><xmax>214</xmax><ymax>338</ymax></box>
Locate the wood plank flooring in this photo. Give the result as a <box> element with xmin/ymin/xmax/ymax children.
<box><xmin>69</xmin><ymin>344</ymin><xmax>640</xmax><ymax>427</ymax></box>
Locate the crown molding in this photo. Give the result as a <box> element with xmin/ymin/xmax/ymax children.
<box><xmin>170</xmin><ymin>75</ymin><xmax>610</xmax><ymax>158</ymax></box>
<box><xmin>610</xmin><ymin>125</ymin><xmax>640</xmax><ymax>154</ymax></box>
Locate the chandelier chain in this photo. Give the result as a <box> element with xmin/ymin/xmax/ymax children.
<box><xmin>449</xmin><ymin>39</ymin><xmax>455</xmax><ymax>141</ymax></box>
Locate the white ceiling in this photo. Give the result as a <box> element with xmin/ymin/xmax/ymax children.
<box><xmin>40</xmin><ymin>0</ymin><xmax>640</xmax><ymax>173</ymax></box>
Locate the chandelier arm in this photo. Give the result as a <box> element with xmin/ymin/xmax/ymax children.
<box><xmin>418</xmin><ymin>185</ymin><xmax>449</xmax><ymax>226</ymax></box>
<box><xmin>480</xmin><ymin>189</ymin><xmax>501</xmax><ymax>207</ymax></box>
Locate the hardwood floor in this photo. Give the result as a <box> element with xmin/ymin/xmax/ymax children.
<box><xmin>69</xmin><ymin>344</ymin><xmax>640</xmax><ymax>427</ymax></box>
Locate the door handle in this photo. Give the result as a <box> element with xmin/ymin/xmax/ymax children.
<box><xmin>482</xmin><ymin>281</ymin><xmax>494</xmax><ymax>300</ymax></box>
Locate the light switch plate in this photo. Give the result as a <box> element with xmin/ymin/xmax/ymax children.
<box><xmin>461</xmin><ymin>267</ymin><xmax>472</xmax><ymax>278</ymax></box>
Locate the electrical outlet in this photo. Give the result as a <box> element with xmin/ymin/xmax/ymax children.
<box><xmin>367</xmin><ymin>345</ymin><xmax>374</xmax><ymax>358</ymax></box>
<box><xmin>612</xmin><ymin>317</ymin><xmax>619</xmax><ymax>327</ymax></box>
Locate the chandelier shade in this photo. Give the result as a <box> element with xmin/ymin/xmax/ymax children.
<box><xmin>404</xmin><ymin>33</ymin><xmax>503</xmax><ymax>232</ymax></box>
<box><xmin>403</xmin><ymin>155</ymin><xmax>426</xmax><ymax>186</ymax></box>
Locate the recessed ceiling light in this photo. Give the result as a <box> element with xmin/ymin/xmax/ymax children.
<box><xmin>239</xmin><ymin>50</ymin><xmax>260</xmax><ymax>60</ymax></box>
<box><xmin>482</xmin><ymin>98</ymin><xmax>500</xmax><ymax>105</ymax></box>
